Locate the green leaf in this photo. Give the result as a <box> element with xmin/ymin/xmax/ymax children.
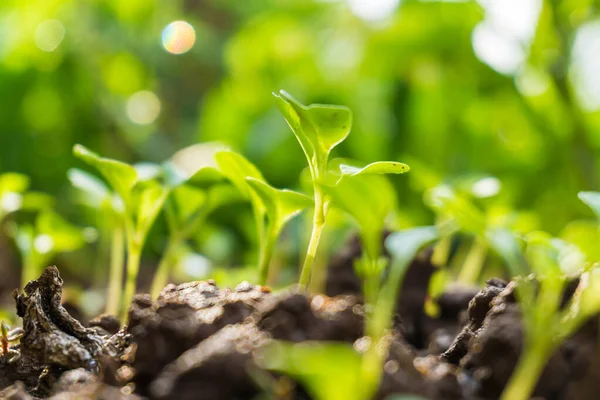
<box><xmin>215</xmin><ymin>150</ymin><xmax>264</xmax><ymax>200</ymax></box>
<box><xmin>67</xmin><ymin>168</ymin><xmax>111</xmax><ymax>205</ymax></box>
<box><xmin>36</xmin><ymin>211</ymin><xmax>85</xmax><ymax>253</ymax></box>
<box><xmin>166</xmin><ymin>142</ymin><xmax>229</xmax><ymax>187</ymax></box>
<box><xmin>373</xmin><ymin>226</ymin><xmax>439</xmax><ymax>335</ymax></box>
<box><xmin>246</xmin><ymin>178</ymin><xmax>312</xmax><ymax>230</ymax></box>
<box><xmin>486</xmin><ymin>228</ymin><xmax>527</xmax><ymax>277</ymax></box>
<box><xmin>578</xmin><ymin>191</ymin><xmax>600</xmax><ymax>220</ymax></box>
<box><xmin>73</xmin><ymin>144</ymin><xmax>138</xmax><ymax>203</ymax></box>
<box><xmin>134</xmin><ymin>181</ymin><xmax>169</xmax><ymax>237</ymax></box>
<box><xmin>273</xmin><ymin>90</ymin><xmax>352</xmax><ymax>174</ymax></box>
<box><xmin>424</xmin><ymin>185</ymin><xmax>486</xmax><ymax>235</ymax></box>
<box><xmin>0</xmin><ymin>173</ymin><xmax>30</xmax><ymax>194</ymax></box>
<box><xmin>385</xmin><ymin>226</ymin><xmax>439</xmax><ymax>271</ymax></box>
<box><xmin>339</xmin><ymin>161</ymin><xmax>410</xmax><ymax>177</ymax></box>
<box><xmin>326</xmin><ymin>174</ymin><xmax>397</xmax><ymax>261</ymax></box>
<box><xmin>170</xmin><ymin>185</ymin><xmax>207</xmax><ymax>227</ymax></box>
<box><xmin>260</xmin><ymin>341</ymin><xmax>365</xmax><ymax>400</ymax></box>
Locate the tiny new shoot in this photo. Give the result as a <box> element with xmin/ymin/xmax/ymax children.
<box><xmin>216</xmin><ymin>150</ymin><xmax>311</xmax><ymax>285</ymax></box>
<box><xmin>488</xmin><ymin>230</ymin><xmax>600</xmax><ymax>400</ymax></box>
<box><xmin>73</xmin><ymin>145</ymin><xmax>168</xmax><ymax>320</ymax></box>
<box><xmin>273</xmin><ymin>90</ymin><xmax>352</xmax><ymax>286</ymax></box>
<box><xmin>325</xmin><ymin>160</ymin><xmax>409</xmax><ymax>305</ymax></box>
<box><xmin>424</xmin><ymin>183</ymin><xmax>490</xmax><ymax>285</ymax></box>
<box><xmin>68</xmin><ymin>168</ymin><xmax>125</xmax><ymax>315</ymax></box>
<box><xmin>260</xmin><ymin>226</ymin><xmax>437</xmax><ymax>400</ymax></box>
<box><xmin>246</xmin><ymin>178</ymin><xmax>312</xmax><ymax>284</ymax></box>
<box><xmin>150</xmin><ymin>143</ymin><xmax>235</xmax><ymax>297</ymax></box>
<box><xmin>12</xmin><ymin>210</ymin><xmax>86</xmax><ymax>288</ymax></box>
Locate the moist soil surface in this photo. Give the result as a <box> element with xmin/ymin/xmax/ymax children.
<box><xmin>1</xmin><ymin>235</ymin><xmax>599</xmax><ymax>400</ymax></box>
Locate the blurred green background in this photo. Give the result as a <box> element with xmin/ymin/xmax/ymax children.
<box><xmin>1</xmin><ymin>0</ymin><xmax>600</xmax><ymax>314</ymax></box>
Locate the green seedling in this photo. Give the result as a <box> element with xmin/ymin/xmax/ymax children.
<box><xmin>215</xmin><ymin>150</ymin><xmax>311</xmax><ymax>285</ymax></box>
<box><xmin>273</xmin><ymin>90</ymin><xmax>352</xmax><ymax>286</ymax></box>
<box><xmin>261</xmin><ymin>227</ymin><xmax>437</xmax><ymax>400</ymax></box>
<box><xmin>325</xmin><ymin>159</ymin><xmax>409</xmax><ymax>304</ymax></box>
<box><xmin>73</xmin><ymin>144</ymin><xmax>168</xmax><ymax>319</ymax></box>
<box><xmin>486</xmin><ymin>230</ymin><xmax>600</xmax><ymax>400</ymax></box>
<box><xmin>68</xmin><ymin>168</ymin><xmax>125</xmax><ymax>315</ymax></box>
<box><xmin>150</xmin><ymin>143</ymin><xmax>238</xmax><ymax>297</ymax></box>
<box><xmin>10</xmin><ymin>210</ymin><xmax>86</xmax><ymax>288</ymax></box>
<box><xmin>0</xmin><ymin>172</ymin><xmax>53</xmax><ymax>220</ymax></box>
<box><xmin>246</xmin><ymin>178</ymin><xmax>312</xmax><ymax>284</ymax></box>
<box><xmin>425</xmin><ymin>184</ymin><xmax>487</xmax><ymax>285</ymax></box>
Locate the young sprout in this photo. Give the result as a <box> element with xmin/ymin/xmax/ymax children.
<box><xmin>246</xmin><ymin>178</ymin><xmax>312</xmax><ymax>284</ymax></box>
<box><xmin>12</xmin><ymin>210</ymin><xmax>86</xmax><ymax>288</ymax></box>
<box><xmin>149</xmin><ymin>143</ymin><xmax>238</xmax><ymax>297</ymax></box>
<box><xmin>424</xmin><ymin>184</ymin><xmax>487</xmax><ymax>285</ymax></box>
<box><xmin>73</xmin><ymin>145</ymin><xmax>168</xmax><ymax>319</ymax></box>
<box><xmin>68</xmin><ymin>168</ymin><xmax>125</xmax><ymax>315</ymax></box>
<box><xmin>0</xmin><ymin>173</ymin><xmax>53</xmax><ymax>220</ymax></box>
<box><xmin>261</xmin><ymin>227</ymin><xmax>438</xmax><ymax>400</ymax></box>
<box><xmin>486</xmin><ymin>229</ymin><xmax>600</xmax><ymax>400</ymax></box>
<box><xmin>325</xmin><ymin>160</ymin><xmax>409</xmax><ymax>304</ymax></box>
<box><xmin>215</xmin><ymin>150</ymin><xmax>311</xmax><ymax>284</ymax></box>
<box><xmin>273</xmin><ymin>90</ymin><xmax>352</xmax><ymax>286</ymax></box>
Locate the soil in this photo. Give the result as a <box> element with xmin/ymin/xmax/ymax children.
<box><xmin>1</xmin><ymin>234</ymin><xmax>599</xmax><ymax>399</ymax></box>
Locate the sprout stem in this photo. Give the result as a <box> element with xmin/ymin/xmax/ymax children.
<box><xmin>105</xmin><ymin>225</ymin><xmax>124</xmax><ymax>315</ymax></box>
<box><xmin>501</xmin><ymin>339</ymin><xmax>553</xmax><ymax>400</ymax></box>
<box><xmin>121</xmin><ymin>220</ymin><xmax>142</xmax><ymax>322</ymax></box>
<box><xmin>299</xmin><ymin>186</ymin><xmax>326</xmax><ymax>287</ymax></box>
<box><xmin>258</xmin><ymin>226</ymin><xmax>277</xmax><ymax>285</ymax></box>
<box><xmin>150</xmin><ymin>235</ymin><xmax>181</xmax><ymax>298</ymax></box>
<box><xmin>457</xmin><ymin>236</ymin><xmax>487</xmax><ymax>285</ymax></box>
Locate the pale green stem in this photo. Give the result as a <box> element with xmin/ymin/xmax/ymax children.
<box><xmin>457</xmin><ymin>236</ymin><xmax>488</xmax><ymax>285</ymax></box>
<box><xmin>150</xmin><ymin>235</ymin><xmax>182</xmax><ymax>298</ymax></box>
<box><xmin>105</xmin><ymin>226</ymin><xmax>124</xmax><ymax>315</ymax></box>
<box><xmin>431</xmin><ymin>235</ymin><xmax>452</xmax><ymax>267</ymax></box>
<box><xmin>501</xmin><ymin>338</ymin><xmax>554</xmax><ymax>400</ymax></box>
<box><xmin>258</xmin><ymin>225</ymin><xmax>278</xmax><ymax>285</ymax></box>
<box><xmin>121</xmin><ymin>220</ymin><xmax>142</xmax><ymax>322</ymax></box>
<box><xmin>299</xmin><ymin>186</ymin><xmax>326</xmax><ymax>287</ymax></box>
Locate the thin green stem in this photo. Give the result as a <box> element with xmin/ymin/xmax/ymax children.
<box><xmin>501</xmin><ymin>338</ymin><xmax>553</xmax><ymax>400</ymax></box>
<box><xmin>105</xmin><ymin>226</ymin><xmax>124</xmax><ymax>315</ymax></box>
<box><xmin>299</xmin><ymin>186</ymin><xmax>326</xmax><ymax>287</ymax></box>
<box><xmin>258</xmin><ymin>225</ymin><xmax>278</xmax><ymax>285</ymax></box>
<box><xmin>457</xmin><ymin>236</ymin><xmax>488</xmax><ymax>285</ymax></box>
<box><xmin>121</xmin><ymin>219</ymin><xmax>142</xmax><ymax>322</ymax></box>
<box><xmin>150</xmin><ymin>235</ymin><xmax>181</xmax><ymax>298</ymax></box>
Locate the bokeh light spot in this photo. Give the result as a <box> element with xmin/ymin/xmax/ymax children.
<box><xmin>34</xmin><ymin>20</ymin><xmax>66</xmax><ymax>52</ymax></box>
<box><xmin>162</xmin><ymin>21</ymin><xmax>196</xmax><ymax>54</ymax></box>
<box><xmin>126</xmin><ymin>91</ymin><xmax>161</xmax><ymax>125</ymax></box>
<box><xmin>348</xmin><ymin>0</ymin><xmax>400</xmax><ymax>22</ymax></box>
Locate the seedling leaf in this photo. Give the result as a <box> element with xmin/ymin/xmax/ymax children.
<box><xmin>134</xmin><ymin>181</ymin><xmax>169</xmax><ymax>237</ymax></box>
<box><xmin>67</xmin><ymin>168</ymin><xmax>111</xmax><ymax>203</ymax></box>
<box><xmin>326</xmin><ymin>174</ymin><xmax>397</xmax><ymax>261</ymax></box>
<box><xmin>273</xmin><ymin>90</ymin><xmax>352</xmax><ymax>172</ymax></box>
<box><xmin>215</xmin><ymin>150</ymin><xmax>264</xmax><ymax>199</ymax></box>
<box><xmin>261</xmin><ymin>341</ymin><xmax>364</xmax><ymax>400</ymax></box>
<box><xmin>0</xmin><ymin>173</ymin><xmax>29</xmax><ymax>194</ymax></box>
<box><xmin>339</xmin><ymin>161</ymin><xmax>409</xmax><ymax>177</ymax></box>
<box><xmin>578</xmin><ymin>191</ymin><xmax>600</xmax><ymax>220</ymax></box>
<box><xmin>36</xmin><ymin>211</ymin><xmax>86</xmax><ymax>252</ymax></box>
<box><xmin>73</xmin><ymin>144</ymin><xmax>137</xmax><ymax>203</ymax></box>
<box><xmin>246</xmin><ymin>178</ymin><xmax>313</xmax><ymax>230</ymax></box>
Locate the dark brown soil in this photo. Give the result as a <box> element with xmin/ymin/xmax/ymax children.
<box><xmin>1</xmin><ymin>234</ymin><xmax>600</xmax><ymax>399</ymax></box>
